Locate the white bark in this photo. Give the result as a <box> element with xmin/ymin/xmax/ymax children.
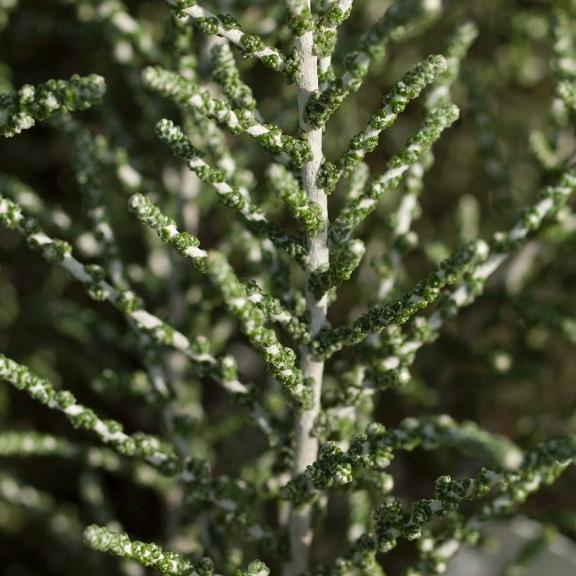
<box><xmin>286</xmin><ymin>10</ymin><xmax>329</xmax><ymax>575</ymax></box>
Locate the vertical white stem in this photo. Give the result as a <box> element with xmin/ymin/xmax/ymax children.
<box><xmin>287</xmin><ymin>9</ymin><xmax>329</xmax><ymax>575</ymax></box>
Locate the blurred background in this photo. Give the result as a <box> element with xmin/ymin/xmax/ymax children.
<box><xmin>1</xmin><ymin>0</ymin><xmax>576</xmax><ymax>574</ymax></box>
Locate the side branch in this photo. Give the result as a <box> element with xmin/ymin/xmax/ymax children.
<box><xmin>0</xmin><ymin>74</ymin><xmax>106</xmax><ymax>137</ymax></box>
<box><xmin>0</xmin><ymin>355</ymin><xmax>179</xmax><ymax>473</ymax></box>
<box><xmin>318</xmin><ymin>435</ymin><xmax>576</xmax><ymax>576</ymax></box>
<box><xmin>282</xmin><ymin>414</ymin><xmax>523</xmax><ymax>506</ymax></box>
<box><xmin>129</xmin><ymin>193</ymin><xmax>310</xmax><ymax>344</ymax></box>
<box><xmin>155</xmin><ymin>118</ymin><xmax>307</xmax><ymax>265</ymax></box>
<box><xmin>305</xmin><ymin>0</ymin><xmax>441</xmax><ymax>128</ymax></box>
<box><xmin>313</xmin><ymin>240</ymin><xmax>489</xmax><ymax>358</ymax></box>
<box><xmin>318</xmin><ymin>54</ymin><xmax>447</xmax><ymax>193</ymax></box>
<box><xmin>207</xmin><ymin>252</ymin><xmax>312</xmax><ymax>408</ymax></box>
<box><xmin>166</xmin><ymin>0</ymin><xmax>294</xmax><ymax>78</ymax></box>
<box><xmin>329</xmin><ymin>104</ymin><xmax>460</xmax><ymax>246</ymax></box>
<box><xmin>144</xmin><ymin>67</ymin><xmax>311</xmax><ymax>167</ymax></box>
<box><xmin>84</xmin><ymin>525</ymin><xmax>213</xmax><ymax>576</ymax></box>
<box><xmin>0</xmin><ymin>193</ymin><xmax>248</xmax><ymax>396</ymax></box>
<box><xmin>359</xmin><ymin>168</ymin><xmax>576</xmax><ymax>391</ymax></box>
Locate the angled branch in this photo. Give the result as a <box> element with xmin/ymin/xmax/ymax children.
<box><xmin>129</xmin><ymin>192</ymin><xmax>310</xmax><ymax>344</ymax></box>
<box><xmin>0</xmin><ymin>74</ymin><xmax>106</xmax><ymax>137</ymax></box>
<box><xmin>206</xmin><ymin>251</ymin><xmax>313</xmax><ymax>409</ymax></box>
<box><xmin>314</xmin><ymin>239</ymin><xmax>488</xmax><ymax>358</ymax></box>
<box><xmin>315</xmin><ymin>0</ymin><xmax>355</xmax><ymax>58</ymax></box>
<box><xmin>84</xmin><ymin>525</ymin><xmax>212</xmax><ymax>576</ymax></box>
<box><xmin>282</xmin><ymin>414</ymin><xmax>523</xmax><ymax>506</ymax></box>
<box><xmin>319</xmin><ymin>54</ymin><xmax>447</xmax><ymax>193</ymax></box>
<box><xmin>155</xmin><ymin>118</ymin><xmax>307</xmax><ymax>264</ymax></box>
<box><xmin>266</xmin><ymin>163</ymin><xmax>324</xmax><ymax>234</ymax></box>
<box><xmin>210</xmin><ymin>41</ymin><xmax>258</xmax><ymax>111</ymax></box>
<box><xmin>330</xmin><ymin>104</ymin><xmax>460</xmax><ymax>246</ymax></box>
<box><xmin>0</xmin><ymin>355</ymin><xmax>179</xmax><ymax>473</ymax></box>
<box><xmin>166</xmin><ymin>0</ymin><xmax>295</xmax><ymax>79</ymax></box>
<box><xmin>145</xmin><ymin>66</ymin><xmax>311</xmax><ymax>167</ymax></box>
<box><xmin>316</xmin><ymin>0</ymin><xmax>355</xmax><ymax>85</ymax></box>
<box><xmin>305</xmin><ymin>0</ymin><xmax>441</xmax><ymax>128</ymax></box>
<box><xmin>0</xmin><ymin>193</ymin><xmax>249</xmax><ymax>396</ymax></box>
<box><xmin>374</xmin><ymin>22</ymin><xmax>478</xmax><ymax>300</ymax></box>
<box><xmin>365</xmin><ymin>168</ymin><xmax>576</xmax><ymax>391</ymax></box>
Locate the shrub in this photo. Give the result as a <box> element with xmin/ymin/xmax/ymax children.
<box><xmin>1</xmin><ymin>1</ymin><xmax>576</xmax><ymax>575</ymax></box>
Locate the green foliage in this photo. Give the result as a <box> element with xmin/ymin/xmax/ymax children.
<box><xmin>0</xmin><ymin>74</ymin><xmax>105</xmax><ymax>137</ymax></box>
<box><xmin>1</xmin><ymin>1</ymin><xmax>576</xmax><ymax>576</ymax></box>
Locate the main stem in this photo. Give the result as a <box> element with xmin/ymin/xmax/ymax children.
<box><xmin>287</xmin><ymin>13</ymin><xmax>329</xmax><ymax>576</ymax></box>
